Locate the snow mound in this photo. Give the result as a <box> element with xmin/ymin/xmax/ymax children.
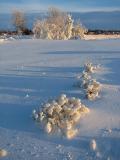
<box><xmin>33</xmin><ymin>94</ymin><xmax>90</xmax><ymax>139</ymax></box>
<box><xmin>0</xmin><ymin>39</ymin><xmax>5</xmax><ymax>43</ymax></box>
<box><xmin>0</xmin><ymin>149</ymin><xmax>8</xmax><ymax>157</ymax></box>
<box><xmin>90</xmin><ymin>139</ymin><xmax>97</xmax><ymax>151</ymax></box>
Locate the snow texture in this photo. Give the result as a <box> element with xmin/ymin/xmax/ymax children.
<box><xmin>0</xmin><ymin>39</ymin><xmax>120</xmax><ymax>160</ymax></box>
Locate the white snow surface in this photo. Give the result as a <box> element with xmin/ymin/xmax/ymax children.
<box><xmin>0</xmin><ymin>39</ymin><xmax>120</xmax><ymax>160</ymax></box>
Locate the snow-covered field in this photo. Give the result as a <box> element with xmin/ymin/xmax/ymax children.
<box><xmin>84</xmin><ymin>34</ymin><xmax>120</xmax><ymax>40</ymax></box>
<box><xmin>0</xmin><ymin>39</ymin><xmax>120</xmax><ymax>160</ymax></box>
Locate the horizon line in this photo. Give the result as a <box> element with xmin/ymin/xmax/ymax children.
<box><xmin>0</xmin><ymin>9</ymin><xmax>120</xmax><ymax>14</ymax></box>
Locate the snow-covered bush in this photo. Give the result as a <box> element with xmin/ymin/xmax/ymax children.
<box><xmin>86</xmin><ymin>79</ymin><xmax>101</xmax><ymax>100</ymax></box>
<box><xmin>33</xmin><ymin>7</ymin><xmax>87</xmax><ymax>40</ymax></box>
<box><xmin>85</xmin><ymin>63</ymin><xmax>98</xmax><ymax>73</ymax></box>
<box><xmin>72</xmin><ymin>23</ymin><xmax>87</xmax><ymax>39</ymax></box>
<box><xmin>33</xmin><ymin>10</ymin><xmax>73</xmax><ymax>40</ymax></box>
<box><xmin>81</xmin><ymin>71</ymin><xmax>91</xmax><ymax>89</ymax></box>
<box><xmin>33</xmin><ymin>94</ymin><xmax>89</xmax><ymax>139</ymax></box>
<box><xmin>33</xmin><ymin>20</ymin><xmax>48</xmax><ymax>39</ymax></box>
<box><xmin>75</xmin><ymin>63</ymin><xmax>101</xmax><ymax>100</ymax></box>
<box><xmin>83</xmin><ymin>63</ymin><xmax>101</xmax><ymax>100</ymax></box>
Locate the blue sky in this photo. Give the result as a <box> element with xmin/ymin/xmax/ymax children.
<box><xmin>0</xmin><ymin>0</ymin><xmax>120</xmax><ymax>13</ymax></box>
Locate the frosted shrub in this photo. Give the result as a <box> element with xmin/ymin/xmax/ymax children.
<box><xmin>85</xmin><ymin>63</ymin><xmax>98</xmax><ymax>73</ymax></box>
<box><xmin>81</xmin><ymin>71</ymin><xmax>91</xmax><ymax>89</ymax></box>
<box><xmin>75</xmin><ymin>63</ymin><xmax>101</xmax><ymax>100</ymax></box>
<box><xmin>84</xmin><ymin>63</ymin><xmax>101</xmax><ymax>100</ymax></box>
<box><xmin>33</xmin><ymin>12</ymin><xmax>74</xmax><ymax>40</ymax></box>
<box><xmin>33</xmin><ymin>20</ymin><xmax>48</xmax><ymax>39</ymax></box>
<box><xmin>75</xmin><ymin>71</ymin><xmax>91</xmax><ymax>88</ymax></box>
<box><xmin>33</xmin><ymin>94</ymin><xmax>89</xmax><ymax>139</ymax></box>
<box><xmin>72</xmin><ymin>23</ymin><xmax>87</xmax><ymax>39</ymax></box>
<box><xmin>33</xmin><ymin>7</ymin><xmax>87</xmax><ymax>40</ymax></box>
<box><xmin>86</xmin><ymin>79</ymin><xmax>101</xmax><ymax>101</ymax></box>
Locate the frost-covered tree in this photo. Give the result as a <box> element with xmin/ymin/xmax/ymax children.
<box><xmin>33</xmin><ymin>7</ymin><xmax>87</xmax><ymax>40</ymax></box>
<box><xmin>12</xmin><ymin>10</ymin><xmax>26</xmax><ymax>34</ymax></box>
<box><xmin>46</xmin><ymin>7</ymin><xmax>68</xmax><ymax>40</ymax></box>
<box><xmin>72</xmin><ymin>21</ymin><xmax>88</xmax><ymax>39</ymax></box>
<box><xmin>33</xmin><ymin>20</ymin><xmax>48</xmax><ymax>39</ymax></box>
<box><xmin>33</xmin><ymin>7</ymin><xmax>74</xmax><ymax>40</ymax></box>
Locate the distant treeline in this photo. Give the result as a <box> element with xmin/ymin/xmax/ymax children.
<box><xmin>1</xmin><ymin>29</ymin><xmax>120</xmax><ymax>36</ymax></box>
<box><xmin>87</xmin><ymin>30</ymin><xmax>120</xmax><ymax>35</ymax></box>
<box><xmin>0</xmin><ymin>29</ymin><xmax>32</xmax><ymax>36</ymax></box>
